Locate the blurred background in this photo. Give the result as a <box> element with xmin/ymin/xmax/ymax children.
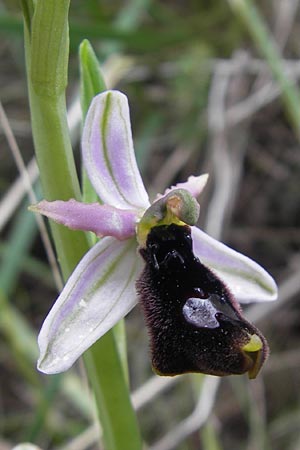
<box><xmin>1</xmin><ymin>1</ymin><xmax>300</xmax><ymax>449</ymax></box>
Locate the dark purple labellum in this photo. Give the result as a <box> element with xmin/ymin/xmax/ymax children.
<box><xmin>136</xmin><ymin>224</ymin><xmax>269</xmax><ymax>378</ymax></box>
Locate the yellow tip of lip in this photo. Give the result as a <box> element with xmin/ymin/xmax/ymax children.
<box><xmin>242</xmin><ymin>334</ymin><xmax>264</xmax><ymax>379</ymax></box>
<box><xmin>242</xmin><ymin>334</ymin><xmax>263</xmax><ymax>353</ymax></box>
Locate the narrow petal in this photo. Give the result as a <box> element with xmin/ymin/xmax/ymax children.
<box><xmin>191</xmin><ymin>227</ymin><xmax>278</xmax><ymax>303</ymax></box>
<box><xmin>161</xmin><ymin>174</ymin><xmax>209</xmax><ymax>199</ymax></box>
<box><xmin>38</xmin><ymin>237</ymin><xmax>141</xmax><ymax>374</ymax></box>
<box><xmin>82</xmin><ymin>90</ymin><xmax>150</xmax><ymax>209</ymax></box>
<box><xmin>31</xmin><ymin>199</ymin><xmax>137</xmax><ymax>240</ymax></box>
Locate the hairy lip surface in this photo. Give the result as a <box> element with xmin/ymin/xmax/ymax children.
<box><xmin>137</xmin><ymin>223</ymin><xmax>269</xmax><ymax>378</ymax></box>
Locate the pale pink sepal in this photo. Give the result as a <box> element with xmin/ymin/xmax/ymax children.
<box><xmin>191</xmin><ymin>226</ymin><xmax>278</xmax><ymax>304</ymax></box>
<box><xmin>31</xmin><ymin>199</ymin><xmax>137</xmax><ymax>240</ymax></box>
<box><xmin>37</xmin><ymin>237</ymin><xmax>141</xmax><ymax>374</ymax></box>
<box><xmin>82</xmin><ymin>90</ymin><xmax>150</xmax><ymax>210</ymax></box>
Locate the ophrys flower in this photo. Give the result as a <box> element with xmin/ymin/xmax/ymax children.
<box><xmin>31</xmin><ymin>90</ymin><xmax>277</xmax><ymax>376</ymax></box>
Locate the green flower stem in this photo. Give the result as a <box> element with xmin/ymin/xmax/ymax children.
<box><xmin>228</xmin><ymin>0</ymin><xmax>300</xmax><ymax>138</ymax></box>
<box><xmin>79</xmin><ymin>40</ymin><xmax>141</xmax><ymax>448</ymax></box>
<box><xmin>24</xmin><ymin>0</ymin><xmax>89</xmax><ymax>278</ymax></box>
<box><xmin>28</xmin><ymin>93</ymin><xmax>90</xmax><ymax>278</ymax></box>
<box><xmin>22</xmin><ymin>2</ymin><xmax>141</xmax><ymax>449</ymax></box>
<box><xmin>84</xmin><ymin>334</ymin><xmax>141</xmax><ymax>450</ymax></box>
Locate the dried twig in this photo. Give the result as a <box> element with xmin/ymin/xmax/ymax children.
<box><xmin>205</xmin><ymin>60</ymin><xmax>233</xmax><ymax>239</ymax></box>
<box><xmin>59</xmin><ymin>375</ymin><xmax>181</xmax><ymax>450</ymax></box>
<box><xmin>149</xmin><ymin>377</ymin><xmax>220</xmax><ymax>450</ymax></box>
<box><xmin>0</xmin><ymin>157</ymin><xmax>38</xmax><ymax>232</ymax></box>
<box><xmin>0</xmin><ymin>101</ymin><xmax>63</xmax><ymax>291</ymax></box>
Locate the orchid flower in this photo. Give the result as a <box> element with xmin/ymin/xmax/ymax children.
<box><xmin>31</xmin><ymin>90</ymin><xmax>277</xmax><ymax>377</ymax></box>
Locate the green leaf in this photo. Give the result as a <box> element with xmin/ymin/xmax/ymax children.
<box><xmin>79</xmin><ymin>39</ymin><xmax>107</xmax><ymax>117</ymax></box>
<box><xmin>20</xmin><ymin>0</ymin><xmax>35</xmax><ymax>34</ymax></box>
<box><xmin>79</xmin><ymin>39</ymin><xmax>107</xmax><ymax>205</ymax></box>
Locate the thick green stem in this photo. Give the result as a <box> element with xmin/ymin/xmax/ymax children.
<box><xmin>22</xmin><ymin>2</ymin><xmax>142</xmax><ymax>448</ymax></box>
<box><xmin>84</xmin><ymin>334</ymin><xmax>141</xmax><ymax>450</ymax></box>
<box><xmin>28</xmin><ymin>93</ymin><xmax>90</xmax><ymax>277</ymax></box>
<box><xmin>24</xmin><ymin>0</ymin><xmax>89</xmax><ymax>278</ymax></box>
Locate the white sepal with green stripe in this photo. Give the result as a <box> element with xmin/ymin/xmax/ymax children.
<box><xmin>38</xmin><ymin>236</ymin><xmax>140</xmax><ymax>374</ymax></box>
